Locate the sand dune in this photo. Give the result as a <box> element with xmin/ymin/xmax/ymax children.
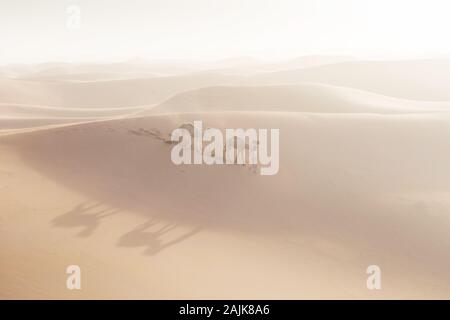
<box><xmin>0</xmin><ymin>118</ymin><xmax>105</xmax><ymax>130</ymax></box>
<box><xmin>190</xmin><ymin>55</ymin><xmax>355</xmax><ymax>75</ymax></box>
<box><xmin>248</xmin><ymin>59</ymin><xmax>450</xmax><ymax>101</ymax></box>
<box><xmin>0</xmin><ymin>104</ymin><xmax>144</xmax><ymax>130</ymax></box>
<box><xmin>3</xmin><ymin>61</ymin><xmax>204</xmax><ymax>80</ymax></box>
<box><xmin>148</xmin><ymin>84</ymin><xmax>450</xmax><ymax>114</ymax></box>
<box><xmin>0</xmin><ymin>74</ymin><xmax>239</xmax><ymax>108</ymax></box>
<box><xmin>6</xmin><ymin>55</ymin><xmax>353</xmax><ymax>80</ymax></box>
<box><xmin>0</xmin><ymin>104</ymin><xmax>144</xmax><ymax>119</ymax></box>
<box><xmin>2</xmin><ymin>58</ymin><xmax>449</xmax><ymax>115</ymax></box>
<box><xmin>1</xmin><ymin>111</ymin><xmax>450</xmax><ymax>298</ymax></box>
<box><xmin>1</xmin><ymin>58</ymin><xmax>450</xmax><ymax>299</ymax></box>
<box><xmin>20</xmin><ymin>72</ymin><xmax>162</xmax><ymax>82</ymax></box>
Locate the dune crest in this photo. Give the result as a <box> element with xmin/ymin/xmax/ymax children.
<box><xmin>148</xmin><ymin>84</ymin><xmax>450</xmax><ymax>115</ymax></box>
<box><xmin>2</xmin><ymin>58</ymin><xmax>450</xmax><ymax>299</ymax></box>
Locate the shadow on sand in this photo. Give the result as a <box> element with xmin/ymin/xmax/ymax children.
<box><xmin>117</xmin><ymin>219</ymin><xmax>202</xmax><ymax>255</ymax></box>
<box><xmin>52</xmin><ymin>201</ymin><xmax>119</xmax><ymax>237</ymax></box>
<box><xmin>52</xmin><ymin>201</ymin><xmax>201</xmax><ymax>255</ymax></box>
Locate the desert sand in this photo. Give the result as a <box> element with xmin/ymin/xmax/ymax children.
<box><xmin>1</xmin><ymin>58</ymin><xmax>450</xmax><ymax>299</ymax></box>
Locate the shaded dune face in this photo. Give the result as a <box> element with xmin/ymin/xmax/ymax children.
<box><xmin>3</xmin><ymin>112</ymin><xmax>450</xmax><ymax>296</ymax></box>
<box><xmin>2</xmin><ymin>58</ymin><xmax>450</xmax><ymax>298</ymax></box>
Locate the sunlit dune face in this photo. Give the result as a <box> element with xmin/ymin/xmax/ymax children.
<box><xmin>2</xmin><ymin>0</ymin><xmax>450</xmax><ymax>301</ymax></box>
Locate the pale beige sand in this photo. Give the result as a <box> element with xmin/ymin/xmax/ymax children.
<box><xmin>0</xmin><ymin>75</ymin><xmax>238</xmax><ymax>108</ymax></box>
<box><xmin>0</xmin><ymin>118</ymin><xmax>100</xmax><ymax>130</ymax></box>
<box><xmin>1</xmin><ymin>58</ymin><xmax>450</xmax><ymax>299</ymax></box>
<box><xmin>2</xmin><ymin>59</ymin><xmax>449</xmax><ymax>111</ymax></box>
<box><xmin>209</xmin><ymin>55</ymin><xmax>355</xmax><ymax>75</ymax></box>
<box><xmin>0</xmin><ymin>104</ymin><xmax>145</xmax><ymax>130</ymax></box>
<box><xmin>1</xmin><ymin>112</ymin><xmax>450</xmax><ymax>299</ymax></box>
<box><xmin>4</xmin><ymin>61</ymin><xmax>203</xmax><ymax>80</ymax></box>
<box><xmin>148</xmin><ymin>84</ymin><xmax>450</xmax><ymax>114</ymax></box>
<box><xmin>249</xmin><ymin>59</ymin><xmax>450</xmax><ymax>101</ymax></box>
<box><xmin>0</xmin><ymin>104</ymin><xmax>144</xmax><ymax>118</ymax></box>
<box><xmin>3</xmin><ymin>56</ymin><xmax>353</xmax><ymax>80</ymax></box>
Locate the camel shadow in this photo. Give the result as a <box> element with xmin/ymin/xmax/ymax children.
<box><xmin>117</xmin><ymin>219</ymin><xmax>202</xmax><ymax>255</ymax></box>
<box><xmin>52</xmin><ymin>201</ymin><xmax>119</xmax><ymax>237</ymax></box>
<box><xmin>52</xmin><ymin>202</ymin><xmax>201</xmax><ymax>255</ymax></box>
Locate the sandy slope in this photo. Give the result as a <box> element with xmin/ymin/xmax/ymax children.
<box><xmin>248</xmin><ymin>59</ymin><xmax>450</xmax><ymax>101</ymax></box>
<box><xmin>2</xmin><ymin>59</ymin><xmax>449</xmax><ymax>111</ymax></box>
<box><xmin>0</xmin><ymin>74</ymin><xmax>239</xmax><ymax>108</ymax></box>
<box><xmin>1</xmin><ymin>112</ymin><xmax>450</xmax><ymax>299</ymax></box>
<box><xmin>205</xmin><ymin>55</ymin><xmax>355</xmax><ymax>75</ymax></box>
<box><xmin>3</xmin><ymin>55</ymin><xmax>353</xmax><ymax>80</ymax></box>
<box><xmin>148</xmin><ymin>84</ymin><xmax>450</xmax><ymax>114</ymax></box>
<box><xmin>0</xmin><ymin>104</ymin><xmax>144</xmax><ymax>119</ymax></box>
<box><xmin>0</xmin><ymin>118</ymin><xmax>104</xmax><ymax>130</ymax></box>
<box><xmin>4</xmin><ymin>61</ymin><xmax>203</xmax><ymax>80</ymax></box>
<box><xmin>1</xmin><ymin>58</ymin><xmax>450</xmax><ymax>299</ymax></box>
<box><xmin>0</xmin><ymin>104</ymin><xmax>145</xmax><ymax>130</ymax></box>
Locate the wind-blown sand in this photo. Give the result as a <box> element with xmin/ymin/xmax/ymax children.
<box><xmin>1</xmin><ymin>59</ymin><xmax>450</xmax><ymax>299</ymax></box>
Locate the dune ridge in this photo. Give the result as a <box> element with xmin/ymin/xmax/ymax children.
<box><xmin>2</xmin><ymin>111</ymin><xmax>450</xmax><ymax>298</ymax></box>
<box><xmin>148</xmin><ymin>83</ymin><xmax>450</xmax><ymax>115</ymax></box>
<box><xmin>1</xmin><ymin>58</ymin><xmax>450</xmax><ymax>299</ymax></box>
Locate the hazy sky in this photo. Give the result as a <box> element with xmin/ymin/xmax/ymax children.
<box><xmin>1</xmin><ymin>0</ymin><xmax>450</xmax><ymax>64</ymax></box>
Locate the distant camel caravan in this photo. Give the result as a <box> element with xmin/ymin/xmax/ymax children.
<box><xmin>170</xmin><ymin>121</ymin><xmax>280</xmax><ymax>175</ymax></box>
